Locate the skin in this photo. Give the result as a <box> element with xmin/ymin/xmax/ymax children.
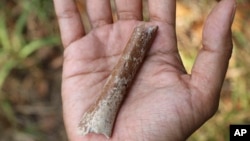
<box><xmin>53</xmin><ymin>0</ymin><xmax>236</xmax><ymax>140</ymax></box>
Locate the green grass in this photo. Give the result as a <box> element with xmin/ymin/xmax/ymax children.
<box><xmin>0</xmin><ymin>0</ymin><xmax>61</xmax><ymax>140</ymax></box>
<box><xmin>0</xmin><ymin>2</ymin><xmax>60</xmax><ymax>88</ymax></box>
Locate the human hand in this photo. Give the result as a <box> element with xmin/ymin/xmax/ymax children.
<box><xmin>53</xmin><ymin>0</ymin><xmax>236</xmax><ymax>140</ymax></box>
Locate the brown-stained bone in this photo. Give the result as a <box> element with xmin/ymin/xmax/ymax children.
<box><xmin>78</xmin><ymin>24</ymin><xmax>158</xmax><ymax>139</ymax></box>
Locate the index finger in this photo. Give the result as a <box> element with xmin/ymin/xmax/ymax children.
<box><xmin>148</xmin><ymin>0</ymin><xmax>176</xmax><ymax>26</ymax></box>
<box><xmin>53</xmin><ymin>0</ymin><xmax>85</xmax><ymax>47</ymax></box>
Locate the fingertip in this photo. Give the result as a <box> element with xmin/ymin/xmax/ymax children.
<box><xmin>218</xmin><ymin>0</ymin><xmax>237</xmax><ymax>25</ymax></box>
<box><xmin>202</xmin><ymin>0</ymin><xmax>236</xmax><ymax>52</ymax></box>
<box><xmin>204</xmin><ymin>0</ymin><xmax>236</xmax><ymax>35</ymax></box>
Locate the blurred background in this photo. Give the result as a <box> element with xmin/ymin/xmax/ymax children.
<box><xmin>0</xmin><ymin>0</ymin><xmax>249</xmax><ymax>140</ymax></box>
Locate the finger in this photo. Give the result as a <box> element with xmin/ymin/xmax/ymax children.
<box><xmin>115</xmin><ymin>0</ymin><xmax>142</xmax><ymax>20</ymax></box>
<box><xmin>53</xmin><ymin>0</ymin><xmax>85</xmax><ymax>47</ymax></box>
<box><xmin>191</xmin><ymin>0</ymin><xmax>236</xmax><ymax>97</ymax></box>
<box><xmin>86</xmin><ymin>0</ymin><xmax>113</xmax><ymax>28</ymax></box>
<box><xmin>148</xmin><ymin>0</ymin><xmax>176</xmax><ymax>26</ymax></box>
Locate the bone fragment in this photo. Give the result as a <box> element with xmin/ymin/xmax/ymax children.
<box><xmin>78</xmin><ymin>24</ymin><xmax>158</xmax><ymax>138</ymax></box>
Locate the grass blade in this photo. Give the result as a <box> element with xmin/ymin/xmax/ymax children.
<box><xmin>19</xmin><ymin>36</ymin><xmax>60</xmax><ymax>59</ymax></box>
<box><xmin>0</xmin><ymin>13</ymin><xmax>11</xmax><ymax>50</ymax></box>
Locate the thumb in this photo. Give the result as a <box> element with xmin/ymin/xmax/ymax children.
<box><xmin>191</xmin><ymin>0</ymin><xmax>236</xmax><ymax>106</ymax></box>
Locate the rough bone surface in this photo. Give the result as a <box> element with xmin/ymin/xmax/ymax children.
<box><xmin>78</xmin><ymin>24</ymin><xmax>158</xmax><ymax>138</ymax></box>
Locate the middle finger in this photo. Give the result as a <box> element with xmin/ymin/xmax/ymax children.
<box><xmin>86</xmin><ymin>0</ymin><xmax>113</xmax><ymax>28</ymax></box>
<box><xmin>115</xmin><ymin>0</ymin><xmax>143</xmax><ymax>20</ymax></box>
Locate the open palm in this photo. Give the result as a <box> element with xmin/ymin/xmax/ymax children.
<box><xmin>54</xmin><ymin>0</ymin><xmax>236</xmax><ymax>140</ymax></box>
